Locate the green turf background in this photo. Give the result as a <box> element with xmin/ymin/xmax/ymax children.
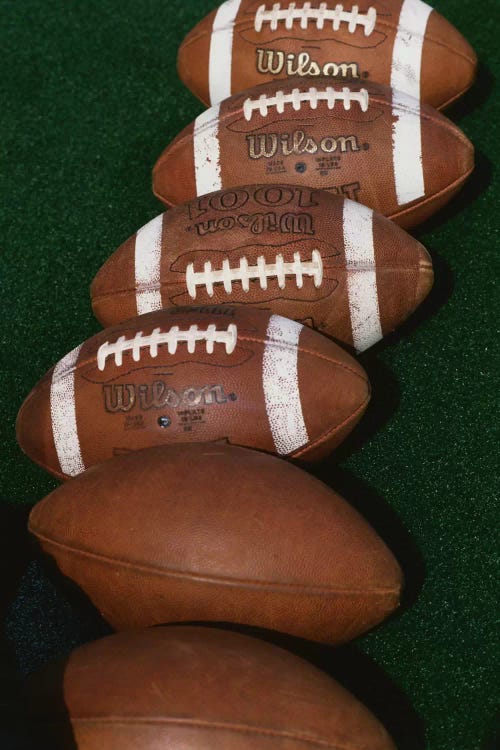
<box><xmin>0</xmin><ymin>1</ymin><xmax>498</xmax><ymax>748</ymax></box>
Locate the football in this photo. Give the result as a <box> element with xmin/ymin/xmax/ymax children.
<box><xmin>178</xmin><ymin>0</ymin><xmax>477</xmax><ymax>111</ymax></box>
<box><xmin>153</xmin><ymin>78</ymin><xmax>474</xmax><ymax>229</ymax></box>
<box><xmin>29</xmin><ymin>443</ymin><xmax>402</xmax><ymax>641</ymax></box>
<box><xmin>16</xmin><ymin>306</ymin><xmax>370</xmax><ymax>479</ymax></box>
<box><xmin>27</xmin><ymin>627</ymin><xmax>397</xmax><ymax>749</ymax></box>
<box><xmin>91</xmin><ymin>185</ymin><xmax>434</xmax><ymax>351</ymax></box>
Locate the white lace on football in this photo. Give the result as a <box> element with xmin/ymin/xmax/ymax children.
<box><xmin>97</xmin><ymin>324</ymin><xmax>238</xmax><ymax>370</ymax></box>
<box><xmin>186</xmin><ymin>250</ymin><xmax>323</xmax><ymax>299</ymax></box>
<box><xmin>243</xmin><ymin>85</ymin><xmax>369</xmax><ymax>121</ymax></box>
<box><xmin>254</xmin><ymin>3</ymin><xmax>377</xmax><ymax>36</ymax></box>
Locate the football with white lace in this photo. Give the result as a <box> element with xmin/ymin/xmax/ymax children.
<box><xmin>91</xmin><ymin>185</ymin><xmax>433</xmax><ymax>352</ymax></box>
<box><xmin>178</xmin><ymin>0</ymin><xmax>477</xmax><ymax>111</ymax></box>
<box><xmin>153</xmin><ymin>78</ymin><xmax>474</xmax><ymax>229</ymax></box>
<box><xmin>16</xmin><ymin>307</ymin><xmax>370</xmax><ymax>480</ymax></box>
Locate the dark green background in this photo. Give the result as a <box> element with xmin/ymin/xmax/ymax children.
<box><xmin>0</xmin><ymin>1</ymin><xmax>498</xmax><ymax>748</ymax></box>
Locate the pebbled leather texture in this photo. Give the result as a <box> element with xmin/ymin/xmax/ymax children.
<box><xmin>178</xmin><ymin>0</ymin><xmax>477</xmax><ymax>111</ymax></box>
<box><xmin>153</xmin><ymin>78</ymin><xmax>474</xmax><ymax>229</ymax></box>
<box><xmin>16</xmin><ymin>306</ymin><xmax>370</xmax><ymax>479</ymax></box>
<box><xmin>25</xmin><ymin>626</ymin><xmax>398</xmax><ymax>748</ymax></box>
<box><xmin>91</xmin><ymin>185</ymin><xmax>434</xmax><ymax>346</ymax></box>
<box><xmin>28</xmin><ymin>443</ymin><xmax>402</xmax><ymax>641</ymax></box>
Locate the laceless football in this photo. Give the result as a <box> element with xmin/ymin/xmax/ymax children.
<box><xmin>29</xmin><ymin>443</ymin><xmax>402</xmax><ymax>641</ymax></box>
<box><xmin>153</xmin><ymin>78</ymin><xmax>474</xmax><ymax>229</ymax></box>
<box><xmin>16</xmin><ymin>306</ymin><xmax>370</xmax><ymax>479</ymax></box>
<box><xmin>26</xmin><ymin>627</ymin><xmax>397</xmax><ymax>749</ymax></box>
<box><xmin>178</xmin><ymin>0</ymin><xmax>477</xmax><ymax>111</ymax></box>
<box><xmin>91</xmin><ymin>186</ymin><xmax>433</xmax><ymax>352</ymax></box>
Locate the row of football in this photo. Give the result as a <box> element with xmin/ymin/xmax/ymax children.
<box><xmin>18</xmin><ymin>1</ymin><xmax>477</xmax><ymax>748</ymax></box>
<box><xmin>18</xmin><ymin>198</ymin><xmax>431</xmax><ymax>476</ymax></box>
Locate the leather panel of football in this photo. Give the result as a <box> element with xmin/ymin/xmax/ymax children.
<box><xmin>421</xmin><ymin>9</ymin><xmax>477</xmax><ymax>109</ymax></box>
<box><xmin>29</xmin><ymin>444</ymin><xmax>401</xmax><ymax>642</ymax></box>
<box><xmin>91</xmin><ymin>233</ymin><xmax>151</xmax><ymax>325</ymax></box>
<box><xmin>16</xmin><ymin>372</ymin><xmax>60</xmax><ymax>477</ymax></box>
<box><xmin>372</xmin><ymin>215</ymin><xmax>434</xmax><ymax>335</ymax></box>
<box><xmin>17</xmin><ymin>307</ymin><xmax>370</xmax><ymax>477</ymax></box>
<box><xmin>92</xmin><ymin>186</ymin><xmax>433</xmax><ymax>348</ymax></box>
<box><xmin>153</xmin><ymin>79</ymin><xmax>474</xmax><ymax>228</ymax></box>
<box><xmin>26</xmin><ymin>628</ymin><xmax>396</xmax><ymax>750</ymax></box>
<box><xmin>394</xmin><ymin>101</ymin><xmax>474</xmax><ymax>228</ymax></box>
<box><xmin>294</xmin><ymin>323</ymin><xmax>370</xmax><ymax>458</ymax></box>
<box><xmin>154</xmin><ymin>121</ymin><xmax>197</xmax><ymax>207</ymax></box>
<box><xmin>177</xmin><ymin>0</ymin><xmax>476</xmax><ymax>110</ymax></box>
<box><xmin>177</xmin><ymin>12</ymin><xmax>214</xmax><ymax>107</ymax></box>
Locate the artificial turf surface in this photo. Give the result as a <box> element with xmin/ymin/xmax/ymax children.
<box><xmin>0</xmin><ymin>0</ymin><xmax>498</xmax><ymax>748</ymax></box>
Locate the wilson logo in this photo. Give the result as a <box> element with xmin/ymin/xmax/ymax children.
<box><xmin>195</xmin><ymin>211</ymin><xmax>314</xmax><ymax>237</ymax></box>
<box><xmin>247</xmin><ymin>130</ymin><xmax>361</xmax><ymax>160</ymax></box>
<box><xmin>256</xmin><ymin>49</ymin><xmax>361</xmax><ymax>80</ymax></box>
<box><xmin>103</xmin><ymin>382</ymin><xmax>236</xmax><ymax>413</ymax></box>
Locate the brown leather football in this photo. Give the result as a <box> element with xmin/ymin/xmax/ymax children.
<box><xmin>153</xmin><ymin>78</ymin><xmax>474</xmax><ymax>229</ymax></box>
<box><xmin>91</xmin><ymin>185</ymin><xmax>433</xmax><ymax>351</ymax></box>
<box><xmin>178</xmin><ymin>0</ymin><xmax>477</xmax><ymax>111</ymax></box>
<box><xmin>16</xmin><ymin>306</ymin><xmax>370</xmax><ymax>479</ymax></box>
<box><xmin>26</xmin><ymin>626</ymin><xmax>397</xmax><ymax>749</ymax></box>
<box><xmin>29</xmin><ymin>443</ymin><xmax>402</xmax><ymax>641</ymax></box>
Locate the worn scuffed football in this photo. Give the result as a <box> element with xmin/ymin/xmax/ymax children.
<box><xmin>16</xmin><ymin>306</ymin><xmax>370</xmax><ymax>479</ymax></box>
<box><xmin>27</xmin><ymin>627</ymin><xmax>397</xmax><ymax>749</ymax></box>
<box><xmin>153</xmin><ymin>78</ymin><xmax>474</xmax><ymax>229</ymax></box>
<box><xmin>92</xmin><ymin>185</ymin><xmax>434</xmax><ymax>352</ymax></box>
<box><xmin>29</xmin><ymin>443</ymin><xmax>402</xmax><ymax>641</ymax></box>
<box><xmin>178</xmin><ymin>0</ymin><xmax>477</xmax><ymax>111</ymax></box>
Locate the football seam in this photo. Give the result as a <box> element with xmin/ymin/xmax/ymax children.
<box><xmin>65</xmin><ymin>716</ymin><xmax>358</xmax><ymax>749</ymax></box>
<box><xmin>438</xmin><ymin>80</ymin><xmax>477</xmax><ymax>111</ymax></box>
<box><xmin>18</xmin><ymin>330</ymin><xmax>368</xmax><ymax>477</ymax></box>
<box><xmin>197</xmin><ymin>96</ymin><xmax>466</xmax><ymax>143</ymax></box>
<box><xmin>30</xmin><ymin>530</ymin><xmax>399</xmax><ymax>596</ymax></box>
<box><xmin>387</xmin><ymin>164</ymin><xmax>475</xmax><ymax>223</ymax></box>
<box><xmin>27</xmin><ymin>335</ymin><xmax>368</xmax><ymax>389</ymax></box>
<box><xmin>91</xmin><ymin>264</ymin><xmax>426</xmax><ymax>301</ymax></box>
<box><xmin>18</xmin><ymin>348</ymin><xmax>368</xmax><ymax>480</ymax></box>
<box><xmin>242</xmin><ymin>334</ymin><xmax>369</xmax><ymax>381</ymax></box>
<box><xmin>180</xmin><ymin>20</ymin><xmax>477</xmax><ymax>66</ymax></box>
<box><xmin>412</xmin><ymin>260</ymin><xmax>434</xmax><ymax>309</ymax></box>
<box><xmin>291</xmin><ymin>391</ymin><xmax>370</xmax><ymax>459</ymax></box>
<box><xmin>153</xmin><ymin>92</ymin><xmax>472</xmax><ymax>179</ymax></box>
<box><xmin>18</xmin><ymin>337</ymin><xmax>369</xmax><ymax>478</ymax></box>
<box><xmin>26</xmin><ymin>455</ymin><xmax>67</xmax><ymax>481</ymax></box>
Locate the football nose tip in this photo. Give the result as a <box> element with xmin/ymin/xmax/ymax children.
<box><xmin>464</xmin><ymin>134</ymin><xmax>475</xmax><ymax>173</ymax></box>
<box><xmin>348</xmin><ymin>364</ymin><xmax>372</xmax><ymax>424</ymax></box>
<box><xmin>415</xmin><ymin>244</ymin><xmax>434</xmax><ymax>308</ymax></box>
<box><xmin>447</xmin><ymin>33</ymin><xmax>478</xmax><ymax>107</ymax></box>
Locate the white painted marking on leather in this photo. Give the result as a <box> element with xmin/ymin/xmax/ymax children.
<box><xmin>194</xmin><ymin>104</ymin><xmax>222</xmax><ymax>196</ymax></box>
<box><xmin>209</xmin><ymin>0</ymin><xmax>243</xmax><ymax>105</ymax></box>
<box><xmin>50</xmin><ymin>344</ymin><xmax>85</xmax><ymax>477</ymax></box>
<box><xmin>391</xmin><ymin>88</ymin><xmax>426</xmax><ymax>205</ymax></box>
<box><xmin>262</xmin><ymin>315</ymin><xmax>309</xmax><ymax>455</ymax></box>
<box><xmin>343</xmin><ymin>200</ymin><xmax>382</xmax><ymax>352</ymax></box>
<box><xmin>391</xmin><ymin>0</ymin><xmax>432</xmax><ymax>100</ymax></box>
<box><xmin>135</xmin><ymin>214</ymin><xmax>164</xmax><ymax>315</ymax></box>
<box><xmin>391</xmin><ymin>0</ymin><xmax>432</xmax><ymax>204</ymax></box>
